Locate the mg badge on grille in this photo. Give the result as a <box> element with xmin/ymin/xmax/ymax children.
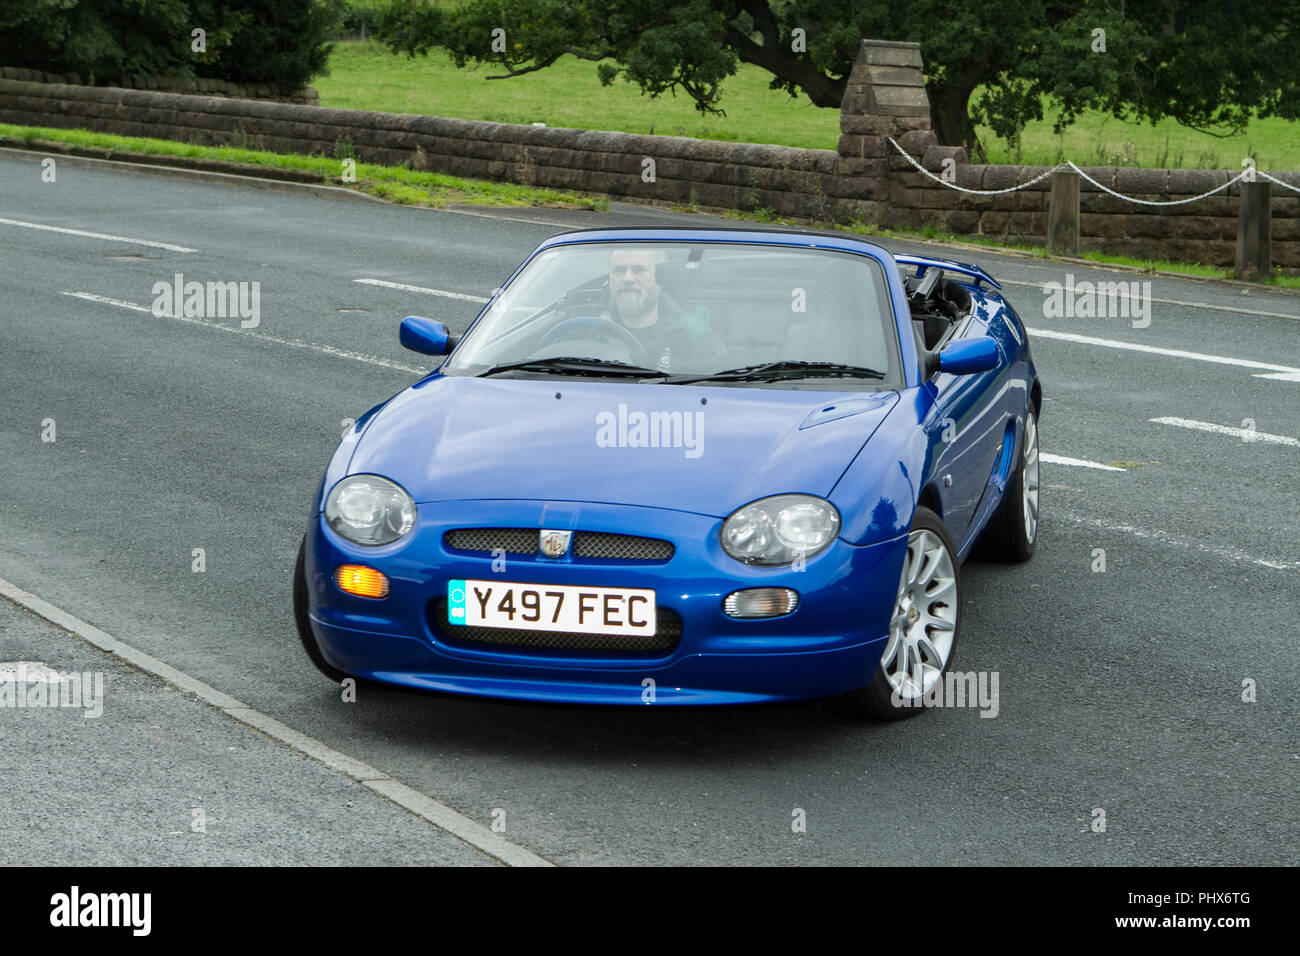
<box><xmin>539</xmin><ymin>530</ymin><xmax>572</xmax><ymax>558</ymax></box>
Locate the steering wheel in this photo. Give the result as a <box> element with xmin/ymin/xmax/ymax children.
<box><xmin>537</xmin><ymin>316</ymin><xmax>650</xmax><ymax>366</ymax></box>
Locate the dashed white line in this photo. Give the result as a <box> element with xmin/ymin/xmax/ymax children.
<box><xmin>1149</xmin><ymin>416</ymin><xmax>1300</xmax><ymax>447</ymax></box>
<box><xmin>1040</xmin><ymin>453</ymin><xmax>1126</xmax><ymax>471</ymax></box>
<box><xmin>1025</xmin><ymin>327</ymin><xmax>1300</xmax><ymax>378</ymax></box>
<box><xmin>1060</xmin><ymin>512</ymin><xmax>1299</xmax><ymax>570</ymax></box>
<box><xmin>0</xmin><ymin>216</ymin><xmax>197</xmax><ymax>253</ymax></box>
<box><xmin>354</xmin><ymin>278</ymin><xmax>491</xmax><ymax>303</ymax></box>
<box><xmin>62</xmin><ymin>292</ymin><xmax>427</xmax><ymax>375</ymax></box>
<box><xmin>61</xmin><ymin>291</ymin><xmax>152</xmax><ymax>312</ymax></box>
<box><xmin>0</xmin><ymin>575</ymin><xmax>554</xmax><ymax>867</ymax></box>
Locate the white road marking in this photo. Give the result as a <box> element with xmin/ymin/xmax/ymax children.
<box><xmin>354</xmin><ymin>278</ymin><xmax>491</xmax><ymax>303</ymax></box>
<box><xmin>61</xmin><ymin>291</ymin><xmax>151</xmax><ymax>312</ymax></box>
<box><xmin>1060</xmin><ymin>512</ymin><xmax>1299</xmax><ymax>570</ymax></box>
<box><xmin>0</xmin><ymin>216</ymin><xmax>197</xmax><ymax>253</ymax></box>
<box><xmin>1149</xmin><ymin>416</ymin><xmax>1300</xmax><ymax>447</ymax></box>
<box><xmin>62</xmin><ymin>292</ymin><xmax>427</xmax><ymax>375</ymax></box>
<box><xmin>1040</xmin><ymin>453</ymin><xmax>1126</xmax><ymax>471</ymax></box>
<box><xmin>1002</xmin><ymin>277</ymin><xmax>1300</xmax><ymax>322</ymax></box>
<box><xmin>1254</xmin><ymin>370</ymin><xmax>1300</xmax><ymax>382</ymax></box>
<box><xmin>0</xmin><ymin>575</ymin><xmax>553</xmax><ymax>867</ymax></box>
<box><xmin>1025</xmin><ymin>327</ymin><xmax>1300</xmax><ymax>379</ymax></box>
<box><xmin>0</xmin><ymin>661</ymin><xmax>63</xmax><ymax>682</ymax></box>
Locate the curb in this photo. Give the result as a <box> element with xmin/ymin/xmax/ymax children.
<box><xmin>0</xmin><ymin>141</ymin><xmax>386</xmax><ymax>204</ymax></box>
<box><xmin>0</xmin><ymin>577</ymin><xmax>554</xmax><ymax>868</ymax></box>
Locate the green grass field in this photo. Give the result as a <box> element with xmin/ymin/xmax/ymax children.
<box><xmin>315</xmin><ymin>40</ymin><xmax>1300</xmax><ymax>171</ymax></box>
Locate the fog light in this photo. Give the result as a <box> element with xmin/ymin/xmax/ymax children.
<box><xmin>335</xmin><ymin>564</ymin><xmax>389</xmax><ymax>599</ymax></box>
<box><xmin>723</xmin><ymin>587</ymin><xmax>799</xmax><ymax>619</ymax></box>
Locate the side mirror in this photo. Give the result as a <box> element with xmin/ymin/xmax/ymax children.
<box><xmin>400</xmin><ymin>316</ymin><xmax>451</xmax><ymax>356</ymax></box>
<box><xmin>936</xmin><ymin>337</ymin><xmax>999</xmax><ymax>375</ymax></box>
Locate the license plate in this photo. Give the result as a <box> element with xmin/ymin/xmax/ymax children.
<box><xmin>447</xmin><ymin>579</ymin><xmax>656</xmax><ymax>636</ymax></box>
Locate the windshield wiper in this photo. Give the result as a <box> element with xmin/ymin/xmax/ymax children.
<box><xmin>474</xmin><ymin>356</ymin><xmax>665</xmax><ymax>378</ymax></box>
<box><xmin>660</xmin><ymin>361</ymin><xmax>888</xmax><ymax>385</ymax></box>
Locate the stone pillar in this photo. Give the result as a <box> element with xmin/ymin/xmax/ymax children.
<box><xmin>836</xmin><ymin>39</ymin><xmax>938</xmax><ymax>224</ymax></box>
<box><xmin>839</xmin><ymin>39</ymin><xmax>932</xmax><ymax>140</ymax></box>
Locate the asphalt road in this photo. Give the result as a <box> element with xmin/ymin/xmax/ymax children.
<box><xmin>1</xmin><ymin>152</ymin><xmax>1296</xmax><ymax>866</ymax></box>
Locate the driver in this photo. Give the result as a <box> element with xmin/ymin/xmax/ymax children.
<box><xmin>602</xmin><ymin>249</ymin><xmax>727</xmax><ymax>372</ymax></box>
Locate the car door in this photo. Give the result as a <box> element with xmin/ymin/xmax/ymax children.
<box><xmin>926</xmin><ymin>313</ymin><xmax>1007</xmax><ymax>543</ymax></box>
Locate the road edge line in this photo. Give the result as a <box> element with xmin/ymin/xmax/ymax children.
<box><xmin>0</xmin><ymin>144</ymin><xmax>578</xmax><ymax>226</ymax></box>
<box><xmin>0</xmin><ymin>144</ymin><xmax>387</xmax><ymax>204</ymax></box>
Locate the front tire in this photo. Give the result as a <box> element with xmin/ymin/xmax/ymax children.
<box><xmin>834</xmin><ymin>505</ymin><xmax>962</xmax><ymax>719</ymax></box>
<box><xmin>294</xmin><ymin>535</ymin><xmax>349</xmax><ymax>683</ymax></box>
<box><xmin>976</xmin><ymin>409</ymin><xmax>1040</xmax><ymax>562</ymax></box>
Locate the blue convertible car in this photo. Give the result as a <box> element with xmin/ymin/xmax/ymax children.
<box><xmin>295</xmin><ymin>228</ymin><xmax>1041</xmax><ymax>716</ymax></box>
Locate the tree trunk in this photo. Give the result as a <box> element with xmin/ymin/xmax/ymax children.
<box><xmin>929</xmin><ymin>79</ymin><xmax>979</xmax><ymax>154</ymax></box>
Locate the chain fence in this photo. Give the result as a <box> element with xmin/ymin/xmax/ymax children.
<box><xmin>886</xmin><ymin>137</ymin><xmax>1296</xmax><ymax>205</ymax></box>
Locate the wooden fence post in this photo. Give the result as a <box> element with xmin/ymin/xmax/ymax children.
<box><xmin>1235</xmin><ymin>181</ymin><xmax>1271</xmax><ymax>279</ymax></box>
<box><xmin>1047</xmin><ymin>169</ymin><xmax>1081</xmax><ymax>256</ymax></box>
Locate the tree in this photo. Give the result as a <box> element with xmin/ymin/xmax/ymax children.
<box><xmin>0</xmin><ymin>0</ymin><xmax>345</xmax><ymax>91</ymax></box>
<box><xmin>375</xmin><ymin>0</ymin><xmax>1300</xmax><ymax>156</ymax></box>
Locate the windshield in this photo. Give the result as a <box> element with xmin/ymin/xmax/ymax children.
<box><xmin>442</xmin><ymin>241</ymin><xmax>902</xmax><ymax>386</ymax></box>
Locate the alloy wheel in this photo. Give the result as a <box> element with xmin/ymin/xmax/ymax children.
<box><xmin>880</xmin><ymin>529</ymin><xmax>958</xmax><ymax>700</ymax></box>
<box><xmin>1022</xmin><ymin>413</ymin><xmax>1040</xmax><ymax>544</ymax></box>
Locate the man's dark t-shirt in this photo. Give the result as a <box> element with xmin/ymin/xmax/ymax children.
<box><xmin>603</xmin><ymin>293</ymin><xmax>728</xmax><ymax>373</ymax></box>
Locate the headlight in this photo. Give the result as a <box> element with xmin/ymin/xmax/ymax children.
<box><xmin>324</xmin><ymin>475</ymin><xmax>416</xmax><ymax>546</ymax></box>
<box><xmin>720</xmin><ymin>494</ymin><xmax>840</xmax><ymax>565</ymax></box>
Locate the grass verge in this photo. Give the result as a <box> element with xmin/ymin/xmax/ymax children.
<box><xmin>0</xmin><ymin>122</ymin><xmax>610</xmax><ymax>211</ymax></box>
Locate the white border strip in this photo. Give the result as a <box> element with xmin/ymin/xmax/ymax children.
<box><xmin>1025</xmin><ymin>327</ymin><xmax>1300</xmax><ymax>375</ymax></box>
<box><xmin>1002</xmin><ymin>278</ymin><xmax>1300</xmax><ymax>323</ymax></box>
<box><xmin>1150</xmin><ymin>416</ymin><xmax>1300</xmax><ymax>447</ymax></box>
<box><xmin>62</xmin><ymin>292</ymin><xmax>427</xmax><ymax>375</ymax></box>
<box><xmin>0</xmin><ymin>216</ymin><xmax>197</xmax><ymax>253</ymax></box>
<box><xmin>0</xmin><ymin>575</ymin><xmax>554</xmax><ymax>867</ymax></box>
<box><xmin>354</xmin><ymin>278</ymin><xmax>490</xmax><ymax>303</ymax></box>
<box><xmin>1059</xmin><ymin>513</ymin><xmax>1299</xmax><ymax>570</ymax></box>
<box><xmin>1040</xmin><ymin>453</ymin><xmax>1126</xmax><ymax>471</ymax></box>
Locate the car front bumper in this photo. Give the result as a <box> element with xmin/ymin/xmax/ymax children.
<box><xmin>304</xmin><ymin>500</ymin><xmax>907</xmax><ymax>706</ymax></box>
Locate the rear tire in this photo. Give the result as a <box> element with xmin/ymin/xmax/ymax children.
<box><xmin>976</xmin><ymin>409</ymin><xmax>1039</xmax><ymax>562</ymax></box>
<box><xmin>294</xmin><ymin>535</ymin><xmax>349</xmax><ymax>683</ymax></box>
<box><xmin>833</xmin><ymin>505</ymin><xmax>962</xmax><ymax>719</ymax></box>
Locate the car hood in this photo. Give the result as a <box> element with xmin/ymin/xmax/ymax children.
<box><xmin>347</xmin><ymin>375</ymin><xmax>899</xmax><ymax>517</ymax></box>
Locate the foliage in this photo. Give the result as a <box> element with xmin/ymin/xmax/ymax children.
<box><xmin>373</xmin><ymin>0</ymin><xmax>1300</xmax><ymax>156</ymax></box>
<box><xmin>0</xmin><ymin>0</ymin><xmax>346</xmax><ymax>90</ymax></box>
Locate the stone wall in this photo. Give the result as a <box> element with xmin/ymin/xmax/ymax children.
<box><xmin>885</xmin><ymin>145</ymin><xmax>1287</xmax><ymax>266</ymax></box>
<box><xmin>0</xmin><ymin>66</ymin><xmax>316</xmax><ymax>103</ymax></box>
<box><xmin>832</xmin><ymin>41</ymin><xmax>1299</xmax><ymax>268</ymax></box>
<box><xmin>0</xmin><ymin>77</ymin><xmax>836</xmax><ymax>219</ymax></box>
<box><xmin>1</xmin><ymin>40</ymin><xmax>1297</xmax><ymax>268</ymax></box>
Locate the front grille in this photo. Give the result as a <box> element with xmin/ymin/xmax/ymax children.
<box><xmin>430</xmin><ymin>600</ymin><xmax>682</xmax><ymax>656</ymax></box>
<box><xmin>573</xmin><ymin>532</ymin><xmax>674</xmax><ymax>561</ymax></box>
<box><xmin>444</xmin><ymin>528</ymin><xmax>674</xmax><ymax>563</ymax></box>
<box><xmin>445</xmin><ymin>528</ymin><xmax>536</xmax><ymax>554</ymax></box>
